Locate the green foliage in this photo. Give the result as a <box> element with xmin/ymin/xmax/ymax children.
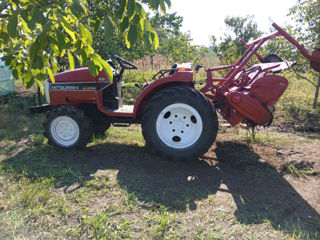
<box><xmin>160</xmin><ymin>32</ymin><xmax>209</xmax><ymax>63</ymax></box>
<box><xmin>264</xmin><ymin>0</ymin><xmax>320</xmax><ymax>108</ymax></box>
<box><xmin>0</xmin><ymin>0</ymin><xmax>170</xmax><ymax>89</ymax></box>
<box><xmin>282</xmin><ymin>162</ymin><xmax>316</xmax><ymax>177</ymax></box>
<box><xmin>151</xmin><ymin>12</ymin><xmax>209</xmax><ymax>64</ymax></box>
<box><xmin>289</xmin><ymin>0</ymin><xmax>320</xmax><ymax>48</ymax></box>
<box><xmin>211</xmin><ymin>16</ymin><xmax>262</xmax><ymax>65</ymax></box>
<box><xmin>90</xmin><ymin>10</ymin><xmax>208</xmax><ymax>66</ymax></box>
<box><xmin>288</xmin><ymin>0</ymin><xmax>320</xmax><ymax>108</ymax></box>
<box><xmin>282</xmin><ymin>100</ymin><xmax>320</xmax><ymax>131</ymax></box>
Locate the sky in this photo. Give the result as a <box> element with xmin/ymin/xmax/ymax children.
<box><xmin>168</xmin><ymin>0</ymin><xmax>297</xmax><ymax>46</ymax></box>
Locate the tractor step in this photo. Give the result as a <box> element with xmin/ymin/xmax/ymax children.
<box><xmin>114</xmin><ymin>104</ymin><xmax>134</xmax><ymax>113</ymax></box>
<box><xmin>104</xmin><ymin>105</ymin><xmax>134</xmax><ymax>114</ymax></box>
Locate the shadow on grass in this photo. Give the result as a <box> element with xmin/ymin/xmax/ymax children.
<box><xmin>214</xmin><ymin>141</ymin><xmax>320</xmax><ymax>236</ymax></box>
<box><xmin>2</xmin><ymin>140</ymin><xmax>319</xmax><ymax>236</ymax></box>
<box><xmin>0</xmin><ymin>94</ymin><xmax>45</xmax><ymax>141</ymax></box>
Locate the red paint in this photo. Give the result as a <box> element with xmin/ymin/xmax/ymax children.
<box><xmin>46</xmin><ymin>23</ymin><xmax>320</xmax><ymax>128</ymax></box>
<box><xmin>49</xmin><ymin>65</ymin><xmax>193</xmax><ymax>119</ymax></box>
<box><xmin>231</xmin><ymin>94</ymin><xmax>241</xmax><ymax>104</ymax></box>
<box><xmin>133</xmin><ymin>71</ymin><xmax>193</xmax><ymax>117</ymax></box>
<box><xmin>226</xmin><ymin>91</ymin><xmax>272</xmax><ymax>126</ymax></box>
<box><xmin>50</xmin><ymin>91</ymin><xmax>97</xmax><ymax>106</ymax></box>
<box><xmin>199</xmin><ymin>23</ymin><xmax>320</xmax><ymax>126</ymax></box>
<box><xmin>51</xmin><ymin>68</ymin><xmax>95</xmax><ymax>83</ymax></box>
<box><xmin>49</xmin><ymin>68</ymin><xmax>111</xmax><ymax>106</ymax></box>
<box><xmin>249</xmin><ymin>75</ymin><xmax>288</xmax><ymax>106</ymax></box>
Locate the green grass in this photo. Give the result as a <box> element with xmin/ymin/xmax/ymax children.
<box><xmin>282</xmin><ymin>162</ymin><xmax>317</xmax><ymax>177</ymax></box>
<box><xmin>275</xmin><ymin>72</ymin><xmax>320</xmax><ymax>131</ymax></box>
<box><xmin>0</xmin><ymin>75</ymin><xmax>320</xmax><ymax>239</ymax></box>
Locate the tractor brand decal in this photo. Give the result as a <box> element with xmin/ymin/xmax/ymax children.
<box><xmin>51</xmin><ymin>85</ymin><xmax>80</xmax><ymax>90</ymax></box>
<box><xmin>49</xmin><ymin>82</ymin><xmax>111</xmax><ymax>91</ymax></box>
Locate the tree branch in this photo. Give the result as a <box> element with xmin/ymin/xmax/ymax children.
<box><xmin>290</xmin><ymin>68</ymin><xmax>317</xmax><ymax>87</ymax></box>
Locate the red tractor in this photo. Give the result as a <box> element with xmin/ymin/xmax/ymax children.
<box><xmin>31</xmin><ymin>23</ymin><xmax>320</xmax><ymax>160</ymax></box>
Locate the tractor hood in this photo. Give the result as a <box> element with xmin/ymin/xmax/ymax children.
<box><xmin>49</xmin><ymin>67</ymin><xmax>110</xmax><ymax>83</ymax></box>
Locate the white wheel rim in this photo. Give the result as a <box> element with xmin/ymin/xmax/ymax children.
<box><xmin>50</xmin><ymin>116</ymin><xmax>80</xmax><ymax>147</ymax></box>
<box><xmin>156</xmin><ymin>103</ymin><xmax>203</xmax><ymax>149</ymax></box>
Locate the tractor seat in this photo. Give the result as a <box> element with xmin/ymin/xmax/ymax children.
<box><xmin>169</xmin><ymin>63</ymin><xmax>178</xmax><ymax>75</ymax></box>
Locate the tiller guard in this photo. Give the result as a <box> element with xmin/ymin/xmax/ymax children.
<box><xmin>199</xmin><ymin>22</ymin><xmax>320</xmax><ymax>127</ymax></box>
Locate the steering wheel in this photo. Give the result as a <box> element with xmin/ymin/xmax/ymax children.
<box><xmin>114</xmin><ymin>55</ymin><xmax>138</xmax><ymax>70</ymax></box>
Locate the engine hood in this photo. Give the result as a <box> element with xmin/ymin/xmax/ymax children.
<box><xmin>50</xmin><ymin>67</ymin><xmax>110</xmax><ymax>83</ymax></box>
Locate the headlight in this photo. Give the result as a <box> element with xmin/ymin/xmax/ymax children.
<box><xmin>44</xmin><ymin>81</ymin><xmax>50</xmax><ymax>104</ymax></box>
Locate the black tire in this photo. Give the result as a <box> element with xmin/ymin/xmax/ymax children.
<box><xmin>92</xmin><ymin>119</ymin><xmax>111</xmax><ymax>135</ymax></box>
<box><xmin>141</xmin><ymin>87</ymin><xmax>218</xmax><ymax>161</ymax></box>
<box><xmin>45</xmin><ymin>106</ymin><xmax>92</xmax><ymax>149</ymax></box>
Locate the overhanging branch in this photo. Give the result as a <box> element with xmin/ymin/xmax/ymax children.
<box><xmin>290</xmin><ymin>68</ymin><xmax>317</xmax><ymax>87</ymax></box>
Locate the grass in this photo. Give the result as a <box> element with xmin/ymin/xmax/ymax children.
<box><xmin>275</xmin><ymin>71</ymin><xmax>320</xmax><ymax>131</ymax></box>
<box><xmin>282</xmin><ymin>162</ymin><xmax>317</xmax><ymax>177</ymax></box>
<box><xmin>0</xmin><ymin>70</ymin><xmax>320</xmax><ymax>239</ymax></box>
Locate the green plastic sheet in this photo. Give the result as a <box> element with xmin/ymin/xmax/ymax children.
<box><xmin>0</xmin><ymin>58</ymin><xmax>15</xmax><ymax>96</ymax></box>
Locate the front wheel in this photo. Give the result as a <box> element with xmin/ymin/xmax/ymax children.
<box><xmin>141</xmin><ymin>87</ymin><xmax>218</xmax><ymax>160</ymax></box>
<box><xmin>45</xmin><ymin>106</ymin><xmax>92</xmax><ymax>149</ymax></box>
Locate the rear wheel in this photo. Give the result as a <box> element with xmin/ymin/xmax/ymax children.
<box><xmin>45</xmin><ymin>106</ymin><xmax>92</xmax><ymax>149</ymax></box>
<box><xmin>141</xmin><ymin>87</ymin><xmax>218</xmax><ymax>161</ymax></box>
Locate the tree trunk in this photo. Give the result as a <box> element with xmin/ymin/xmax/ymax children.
<box><xmin>150</xmin><ymin>55</ymin><xmax>154</xmax><ymax>69</ymax></box>
<box><xmin>313</xmin><ymin>75</ymin><xmax>320</xmax><ymax>109</ymax></box>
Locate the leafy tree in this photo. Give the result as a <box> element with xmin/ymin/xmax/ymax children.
<box><xmin>160</xmin><ymin>32</ymin><xmax>209</xmax><ymax>63</ymax></box>
<box><xmin>264</xmin><ymin>0</ymin><xmax>320</xmax><ymax>108</ymax></box>
<box><xmin>288</xmin><ymin>0</ymin><xmax>320</xmax><ymax>108</ymax></box>
<box><xmin>211</xmin><ymin>16</ymin><xmax>262</xmax><ymax>65</ymax></box>
<box><xmin>148</xmin><ymin>12</ymin><xmax>182</xmax><ymax>66</ymax></box>
<box><xmin>150</xmin><ymin>13</ymin><xmax>209</xmax><ymax>64</ymax></box>
<box><xmin>0</xmin><ymin>0</ymin><xmax>170</xmax><ymax>90</ymax></box>
<box><xmin>150</xmin><ymin>12</ymin><xmax>183</xmax><ymax>39</ymax></box>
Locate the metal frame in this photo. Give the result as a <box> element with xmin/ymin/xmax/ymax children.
<box><xmin>199</xmin><ymin>23</ymin><xmax>319</xmax><ymax>99</ymax></box>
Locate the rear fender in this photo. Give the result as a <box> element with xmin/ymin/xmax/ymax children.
<box><xmin>133</xmin><ymin>71</ymin><xmax>194</xmax><ymax>118</ymax></box>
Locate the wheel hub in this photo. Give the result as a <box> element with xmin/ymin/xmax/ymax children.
<box><xmin>50</xmin><ymin>116</ymin><xmax>80</xmax><ymax>147</ymax></box>
<box><xmin>56</xmin><ymin>121</ymin><xmax>76</xmax><ymax>140</ymax></box>
<box><xmin>156</xmin><ymin>103</ymin><xmax>203</xmax><ymax>149</ymax></box>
